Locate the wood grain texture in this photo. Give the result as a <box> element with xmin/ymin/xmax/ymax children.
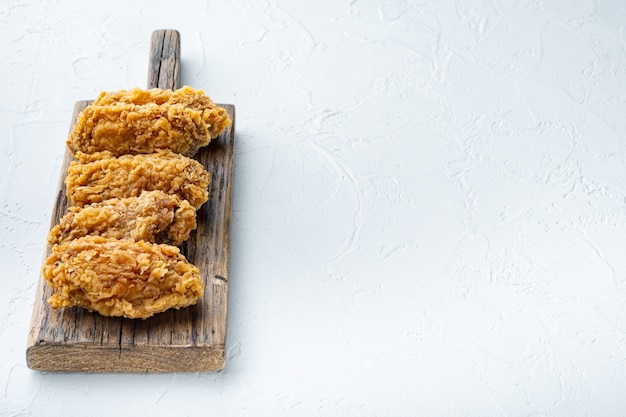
<box><xmin>26</xmin><ymin>30</ymin><xmax>235</xmax><ymax>373</ymax></box>
<box><xmin>147</xmin><ymin>29</ymin><xmax>181</xmax><ymax>90</ymax></box>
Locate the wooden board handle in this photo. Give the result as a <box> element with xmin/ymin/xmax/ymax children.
<box><xmin>147</xmin><ymin>30</ymin><xmax>181</xmax><ymax>90</ymax></box>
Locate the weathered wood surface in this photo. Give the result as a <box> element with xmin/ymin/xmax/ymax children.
<box><xmin>147</xmin><ymin>29</ymin><xmax>181</xmax><ymax>90</ymax></box>
<box><xmin>26</xmin><ymin>30</ymin><xmax>235</xmax><ymax>372</ymax></box>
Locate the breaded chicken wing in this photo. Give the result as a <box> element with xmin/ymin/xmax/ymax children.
<box><xmin>67</xmin><ymin>86</ymin><xmax>231</xmax><ymax>157</ymax></box>
<box><xmin>65</xmin><ymin>150</ymin><xmax>210</xmax><ymax>209</ymax></box>
<box><xmin>43</xmin><ymin>236</ymin><xmax>204</xmax><ymax>319</ymax></box>
<box><xmin>48</xmin><ymin>190</ymin><xmax>197</xmax><ymax>246</ymax></box>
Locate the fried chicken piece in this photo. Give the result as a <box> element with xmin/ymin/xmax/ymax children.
<box><xmin>67</xmin><ymin>86</ymin><xmax>231</xmax><ymax>157</ymax></box>
<box><xmin>65</xmin><ymin>150</ymin><xmax>210</xmax><ymax>209</ymax></box>
<box><xmin>43</xmin><ymin>236</ymin><xmax>204</xmax><ymax>319</ymax></box>
<box><xmin>48</xmin><ymin>190</ymin><xmax>196</xmax><ymax>246</ymax></box>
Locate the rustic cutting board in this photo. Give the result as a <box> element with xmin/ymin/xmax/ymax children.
<box><xmin>26</xmin><ymin>30</ymin><xmax>235</xmax><ymax>372</ymax></box>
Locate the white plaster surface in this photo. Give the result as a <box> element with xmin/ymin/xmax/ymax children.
<box><xmin>2</xmin><ymin>0</ymin><xmax>626</xmax><ymax>415</ymax></box>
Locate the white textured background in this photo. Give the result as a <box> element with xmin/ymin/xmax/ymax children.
<box><xmin>2</xmin><ymin>0</ymin><xmax>626</xmax><ymax>415</ymax></box>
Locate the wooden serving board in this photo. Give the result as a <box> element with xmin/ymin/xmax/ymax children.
<box><xmin>26</xmin><ymin>30</ymin><xmax>235</xmax><ymax>372</ymax></box>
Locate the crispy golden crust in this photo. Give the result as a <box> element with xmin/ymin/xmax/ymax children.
<box><xmin>43</xmin><ymin>236</ymin><xmax>204</xmax><ymax>319</ymax></box>
<box><xmin>96</xmin><ymin>86</ymin><xmax>232</xmax><ymax>140</ymax></box>
<box><xmin>67</xmin><ymin>86</ymin><xmax>231</xmax><ymax>157</ymax></box>
<box><xmin>68</xmin><ymin>103</ymin><xmax>208</xmax><ymax>157</ymax></box>
<box><xmin>48</xmin><ymin>190</ymin><xmax>197</xmax><ymax>246</ymax></box>
<box><xmin>65</xmin><ymin>150</ymin><xmax>210</xmax><ymax>209</ymax></box>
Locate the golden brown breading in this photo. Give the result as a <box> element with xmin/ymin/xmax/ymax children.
<box><xmin>48</xmin><ymin>190</ymin><xmax>197</xmax><ymax>246</ymax></box>
<box><xmin>43</xmin><ymin>236</ymin><xmax>204</xmax><ymax>319</ymax></box>
<box><xmin>65</xmin><ymin>150</ymin><xmax>210</xmax><ymax>209</ymax></box>
<box><xmin>67</xmin><ymin>86</ymin><xmax>231</xmax><ymax>157</ymax></box>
